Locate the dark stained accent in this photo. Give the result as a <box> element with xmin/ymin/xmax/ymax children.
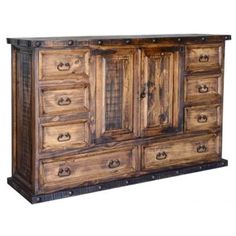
<box><xmin>7</xmin><ymin>34</ymin><xmax>231</xmax><ymax>49</ymax></box>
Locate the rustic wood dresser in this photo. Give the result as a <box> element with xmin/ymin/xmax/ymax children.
<box><xmin>7</xmin><ymin>34</ymin><xmax>231</xmax><ymax>203</ymax></box>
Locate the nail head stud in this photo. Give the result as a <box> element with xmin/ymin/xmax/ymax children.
<box><xmin>35</xmin><ymin>41</ymin><xmax>41</xmax><ymax>47</ymax></box>
<box><xmin>68</xmin><ymin>40</ymin><xmax>74</xmax><ymax>46</ymax></box>
<box><xmin>36</xmin><ymin>197</ymin><xmax>41</xmax><ymax>202</ymax></box>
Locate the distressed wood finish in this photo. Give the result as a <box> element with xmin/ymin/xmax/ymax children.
<box><xmin>140</xmin><ymin>47</ymin><xmax>182</xmax><ymax>136</ymax></box>
<box><xmin>39</xmin><ymin>49</ymin><xmax>90</xmax><ymax>80</ymax></box>
<box><xmin>7</xmin><ymin>34</ymin><xmax>230</xmax><ymax>203</ymax></box>
<box><xmin>40</xmin><ymin>84</ymin><xmax>89</xmax><ymax>116</ymax></box>
<box><xmin>185</xmin><ymin>44</ymin><xmax>223</xmax><ymax>73</ymax></box>
<box><xmin>185</xmin><ymin>74</ymin><xmax>222</xmax><ymax>104</ymax></box>
<box><xmin>142</xmin><ymin>134</ymin><xmax>220</xmax><ymax>171</ymax></box>
<box><xmin>185</xmin><ymin>104</ymin><xmax>221</xmax><ymax>132</ymax></box>
<box><xmin>94</xmin><ymin>48</ymin><xmax>138</xmax><ymax>142</ymax></box>
<box><xmin>41</xmin><ymin>120</ymin><xmax>90</xmax><ymax>152</ymax></box>
<box><xmin>14</xmin><ymin>49</ymin><xmax>33</xmax><ymax>188</ymax></box>
<box><xmin>39</xmin><ymin>145</ymin><xmax>138</xmax><ymax>193</ymax></box>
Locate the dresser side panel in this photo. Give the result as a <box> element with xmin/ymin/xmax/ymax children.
<box><xmin>13</xmin><ymin>48</ymin><xmax>34</xmax><ymax>189</ymax></box>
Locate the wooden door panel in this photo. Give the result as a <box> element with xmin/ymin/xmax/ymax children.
<box><xmin>94</xmin><ymin>48</ymin><xmax>138</xmax><ymax>142</ymax></box>
<box><xmin>141</xmin><ymin>47</ymin><xmax>182</xmax><ymax>137</ymax></box>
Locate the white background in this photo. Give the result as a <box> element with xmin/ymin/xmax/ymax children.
<box><xmin>0</xmin><ymin>0</ymin><xmax>235</xmax><ymax>235</ymax></box>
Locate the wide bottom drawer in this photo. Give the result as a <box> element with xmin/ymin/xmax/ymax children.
<box><xmin>141</xmin><ymin>134</ymin><xmax>221</xmax><ymax>171</ymax></box>
<box><xmin>39</xmin><ymin>145</ymin><xmax>138</xmax><ymax>193</ymax></box>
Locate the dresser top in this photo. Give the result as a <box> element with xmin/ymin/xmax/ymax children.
<box><xmin>7</xmin><ymin>34</ymin><xmax>231</xmax><ymax>48</ymax></box>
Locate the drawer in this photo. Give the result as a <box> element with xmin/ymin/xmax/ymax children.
<box><xmin>40</xmin><ymin>84</ymin><xmax>89</xmax><ymax>116</ymax></box>
<box><xmin>185</xmin><ymin>105</ymin><xmax>221</xmax><ymax>131</ymax></box>
<box><xmin>185</xmin><ymin>44</ymin><xmax>222</xmax><ymax>72</ymax></box>
<box><xmin>40</xmin><ymin>121</ymin><xmax>90</xmax><ymax>151</ymax></box>
<box><xmin>142</xmin><ymin>134</ymin><xmax>220</xmax><ymax>171</ymax></box>
<box><xmin>185</xmin><ymin>74</ymin><xmax>222</xmax><ymax>104</ymax></box>
<box><xmin>39</xmin><ymin>146</ymin><xmax>138</xmax><ymax>192</ymax></box>
<box><xmin>39</xmin><ymin>50</ymin><xmax>90</xmax><ymax>80</ymax></box>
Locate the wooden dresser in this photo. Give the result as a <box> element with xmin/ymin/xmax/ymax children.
<box><xmin>7</xmin><ymin>34</ymin><xmax>231</xmax><ymax>203</ymax></box>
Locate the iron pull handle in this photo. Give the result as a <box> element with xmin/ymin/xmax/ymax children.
<box><xmin>57</xmin><ymin>97</ymin><xmax>71</xmax><ymax>106</ymax></box>
<box><xmin>198</xmin><ymin>84</ymin><xmax>209</xmax><ymax>93</ymax></box>
<box><xmin>57</xmin><ymin>62</ymin><xmax>71</xmax><ymax>71</ymax></box>
<box><xmin>199</xmin><ymin>54</ymin><xmax>209</xmax><ymax>63</ymax></box>
<box><xmin>58</xmin><ymin>167</ymin><xmax>71</xmax><ymax>177</ymax></box>
<box><xmin>57</xmin><ymin>132</ymin><xmax>71</xmax><ymax>142</ymax></box>
<box><xmin>108</xmin><ymin>159</ymin><xmax>120</xmax><ymax>169</ymax></box>
<box><xmin>197</xmin><ymin>114</ymin><xmax>208</xmax><ymax>123</ymax></box>
<box><xmin>197</xmin><ymin>144</ymin><xmax>208</xmax><ymax>153</ymax></box>
<box><xmin>156</xmin><ymin>151</ymin><xmax>167</xmax><ymax>160</ymax></box>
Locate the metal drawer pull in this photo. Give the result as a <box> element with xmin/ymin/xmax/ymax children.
<box><xmin>57</xmin><ymin>132</ymin><xmax>71</xmax><ymax>142</ymax></box>
<box><xmin>108</xmin><ymin>159</ymin><xmax>120</xmax><ymax>169</ymax></box>
<box><xmin>197</xmin><ymin>144</ymin><xmax>208</xmax><ymax>153</ymax></box>
<box><xmin>199</xmin><ymin>54</ymin><xmax>209</xmax><ymax>62</ymax></box>
<box><xmin>198</xmin><ymin>84</ymin><xmax>209</xmax><ymax>93</ymax></box>
<box><xmin>58</xmin><ymin>167</ymin><xmax>71</xmax><ymax>177</ymax></box>
<box><xmin>156</xmin><ymin>151</ymin><xmax>167</xmax><ymax>160</ymax></box>
<box><xmin>57</xmin><ymin>62</ymin><xmax>71</xmax><ymax>71</ymax></box>
<box><xmin>197</xmin><ymin>114</ymin><xmax>208</xmax><ymax>123</ymax></box>
<box><xmin>57</xmin><ymin>97</ymin><xmax>71</xmax><ymax>106</ymax></box>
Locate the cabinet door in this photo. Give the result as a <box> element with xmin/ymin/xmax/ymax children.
<box><xmin>140</xmin><ymin>47</ymin><xmax>182</xmax><ymax>137</ymax></box>
<box><xmin>93</xmin><ymin>48</ymin><xmax>138</xmax><ymax>142</ymax></box>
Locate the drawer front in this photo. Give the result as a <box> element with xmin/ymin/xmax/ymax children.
<box><xmin>41</xmin><ymin>121</ymin><xmax>90</xmax><ymax>151</ymax></box>
<box><xmin>39</xmin><ymin>146</ymin><xmax>138</xmax><ymax>192</ymax></box>
<box><xmin>185</xmin><ymin>74</ymin><xmax>222</xmax><ymax>103</ymax></box>
<box><xmin>39</xmin><ymin>50</ymin><xmax>90</xmax><ymax>80</ymax></box>
<box><xmin>185</xmin><ymin>105</ymin><xmax>221</xmax><ymax>131</ymax></box>
<box><xmin>40</xmin><ymin>85</ymin><xmax>89</xmax><ymax>116</ymax></box>
<box><xmin>186</xmin><ymin>44</ymin><xmax>222</xmax><ymax>72</ymax></box>
<box><xmin>142</xmin><ymin>134</ymin><xmax>220</xmax><ymax>171</ymax></box>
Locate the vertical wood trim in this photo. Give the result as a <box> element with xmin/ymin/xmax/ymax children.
<box><xmin>172</xmin><ymin>51</ymin><xmax>180</xmax><ymax>128</ymax></box>
<box><xmin>32</xmin><ymin>48</ymin><xmax>40</xmax><ymax>194</ymax></box>
<box><xmin>219</xmin><ymin>42</ymin><xmax>225</xmax><ymax>157</ymax></box>
<box><xmin>11</xmin><ymin>46</ymin><xmax>17</xmax><ymax>175</ymax></box>
<box><xmin>135</xmin><ymin>49</ymin><xmax>141</xmax><ymax>137</ymax></box>
<box><xmin>89</xmin><ymin>51</ymin><xmax>96</xmax><ymax>143</ymax></box>
<box><xmin>178</xmin><ymin>49</ymin><xmax>184</xmax><ymax>131</ymax></box>
<box><xmin>95</xmin><ymin>55</ymin><xmax>102</xmax><ymax>138</ymax></box>
<box><xmin>168</xmin><ymin>53</ymin><xmax>174</xmax><ymax>126</ymax></box>
<box><xmin>101</xmin><ymin>57</ymin><xmax>106</xmax><ymax>133</ymax></box>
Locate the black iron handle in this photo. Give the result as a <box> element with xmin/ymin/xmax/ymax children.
<box><xmin>57</xmin><ymin>132</ymin><xmax>71</xmax><ymax>142</ymax></box>
<box><xmin>58</xmin><ymin>166</ymin><xmax>71</xmax><ymax>177</ymax></box>
<box><xmin>57</xmin><ymin>62</ymin><xmax>71</xmax><ymax>71</ymax></box>
<box><xmin>199</xmin><ymin>54</ymin><xmax>209</xmax><ymax>63</ymax></box>
<box><xmin>108</xmin><ymin>159</ymin><xmax>120</xmax><ymax>169</ymax></box>
<box><xmin>57</xmin><ymin>97</ymin><xmax>71</xmax><ymax>106</ymax></box>
<box><xmin>197</xmin><ymin>114</ymin><xmax>208</xmax><ymax>123</ymax></box>
<box><xmin>197</xmin><ymin>144</ymin><xmax>208</xmax><ymax>153</ymax></box>
<box><xmin>156</xmin><ymin>151</ymin><xmax>167</xmax><ymax>160</ymax></box>
<box><xmin>198</xmin><ymin>84</ymin><xmax>209</xmax><ymax>93</ymax></box>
